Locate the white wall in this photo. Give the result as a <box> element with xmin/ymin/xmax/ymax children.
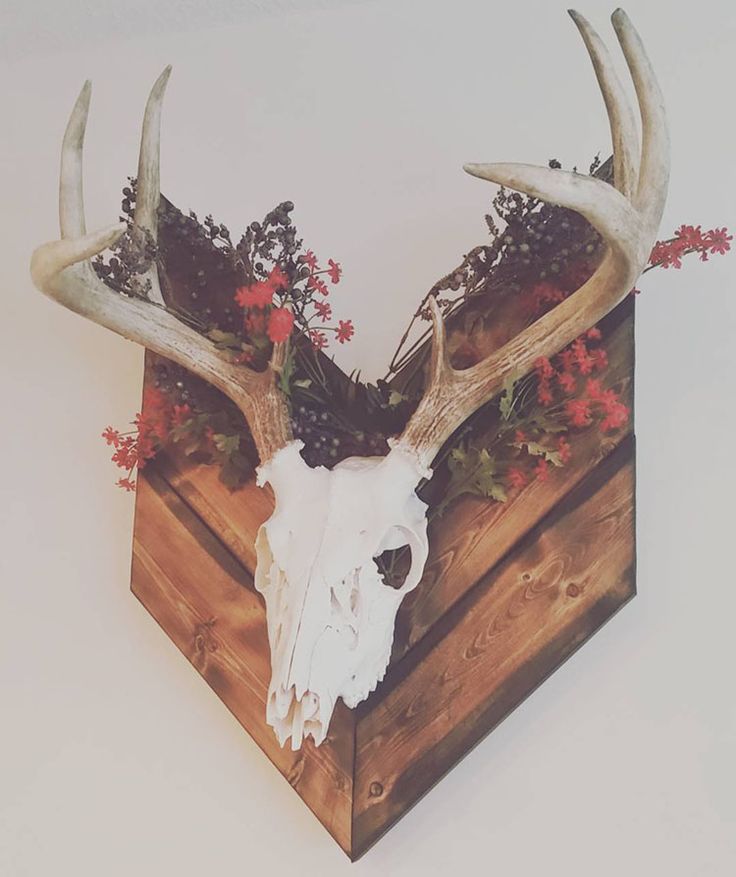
<box><xmin>1</xmin><ymin>1</ymin><xmax>734</xmax><ymax>874</ymax></box>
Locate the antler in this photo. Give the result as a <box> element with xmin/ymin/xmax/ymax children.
<box><xmin>395</xmin><ymin>8</ymin><xmax>669</xmax><ymax>469</ymax></box>
<box><xmin>30</xmin><ymin>69</ymin><xmax>292</xmax><ymax>464</ymax></box>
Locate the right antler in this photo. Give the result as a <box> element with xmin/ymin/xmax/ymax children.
<box><xmin>30</xmin><ymin>68</ymin><xmax>292</xmax><ymax>465</ymax></box>
<box><xmin>395</xmin><ymin>8</ymin><xmax>669</xmax><ymax>469</ymax></box>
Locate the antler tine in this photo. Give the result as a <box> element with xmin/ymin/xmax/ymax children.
<box><xmin>611</xmin><ymin>8</ymin><xmax>669</xmax><ymax>224</ymax></box>
<box><xmin>568</xmin><ymin>9</ymin><xmax>639</xmax><ymax>198</ymax></box>
<box><xmin>133</xmin><ymin>66</ymin><xmax>172</xmax><ymax>305</ymax></box>
<box><xmin>59</xmin><ymin>80</ymin><xmax>91</xmax><ymax>240</ymax></box>
<box><xmin>30</xmin><ymin>73</ymin><xmax>293</xmax><ymax>465</ymax></box>
<box><xmin>396</xmin><ymin>9</ymin><xmax>668</xmax><ymax>469</ymax></box>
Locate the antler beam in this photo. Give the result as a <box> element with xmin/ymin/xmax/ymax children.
<box><xmin>395</xmin><ymin>8</ymin><xmax>669</xmax><ymax>468</ymax></box>
<box><xmin>31</xmin><ymin>70</ymin><xmax>292</xmax><ymax>464</ymax></box>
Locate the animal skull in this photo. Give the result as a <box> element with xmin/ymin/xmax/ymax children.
<box><xmin>254</xmin><ymin>442</ymin><xmax>430</xmax><ymax>748</ymax></box>
<box><xmin>30</xmin><ymin>9</ymin><xmax>668</xmax><ymax>749</ymax></box>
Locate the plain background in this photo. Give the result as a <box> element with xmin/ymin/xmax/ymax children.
<box><xmin>1</xmin><ymin>1</ymin><xmax>734</xmax><ymax>874</ymax></box>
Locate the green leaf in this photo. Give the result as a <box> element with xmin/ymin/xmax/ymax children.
<box><xmin>498</xmin><ymin>372</ymin><xmax>519</xmax><ymax>421</ymax></box>
<box><xmin>219</xmin><ymin>450</ymin><xmax>251</xmax><ymax>490</ymax></box>
<box><xmin>513</xmin><ymin>440</ymin><xmax>563</xmax><ymax>467</ymax></box>
<box><xmin>387</xmin><ymin>390</ymin><xmax>407</xmax><ymax>408</ymax></box>
<box><xmin>436</xmin><ymin>443</ymin><xmax>508</xmax><ymax>515</ymax></box>
<box><xmin>207</xmin><ymin>329</ymin><xmax>242</xmax><ymax>350</ymax></box>
<box><xmin>212</xmin><ymin>433</ymin><xmax>240</xmax><ymax>455</ymax></box>
<box><xmin>527</xmin><ymin>413</ymin><xmax>568</xmax><ymax>434</ymax></box>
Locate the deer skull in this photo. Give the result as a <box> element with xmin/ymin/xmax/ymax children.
<box><xmin>30</xmin><ymin>9</ymin><xmax>668</xmax><ymax>749</ymax></box>
<box><xmin>254</xmin><ymin>442</ymin><xmax>430</xmax><ymax>748</ymax></box>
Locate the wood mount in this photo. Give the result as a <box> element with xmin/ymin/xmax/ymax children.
<box><xmin>131</xmin><ymin>298</ymin><xmax>636</xmax><ymax>859</ymax></box>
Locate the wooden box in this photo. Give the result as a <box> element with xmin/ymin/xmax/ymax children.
<box><xmin>131</xmin><ymin>299</ymin><xmax>635</xmax><ymax>860</ymax></box>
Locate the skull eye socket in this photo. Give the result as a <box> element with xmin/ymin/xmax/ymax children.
<box><xmin>375</xmin><ymin>545</ymin><xmax>412</xmax><ymax>590</ymax></box>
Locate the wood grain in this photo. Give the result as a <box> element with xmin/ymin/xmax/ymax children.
<box><xmin>351</xmin><ymin>438</ymin><xmax>636</xmax><ymax>858</ymax></box>
<box><xmin>131</xmin><ymin>470</ymin><xmax>355</xmax><ymax>854</ymax></box>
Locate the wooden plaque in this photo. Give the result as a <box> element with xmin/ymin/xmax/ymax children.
<box><xmin>130</xmin><ymin>296</ymin><xmax>635</xmax><ymax>859</ymax></box>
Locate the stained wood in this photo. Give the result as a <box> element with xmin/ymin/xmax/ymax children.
<box><xmin>131</xmin><ymin>470</ymin><xmax>355</xmax><ymax>854</ymax></box>
<box><xmin>352</xmin><ymin>438</ymin><xmax>636</xmax><ymax>858</ymax></box>
<box><xmin>130</xmin><ymin>298</ymin><xmax>636</xmax><ymax>858</ymax></box>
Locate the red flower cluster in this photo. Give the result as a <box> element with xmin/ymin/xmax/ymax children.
<box><xmin>102</xmin><ymin>388</ymin><xmax>183</xmax><ymax>491</ymax></box>
<box><xmin>298</xmin><ymin>250</ymin><xmax>354</xmax><ymax>349</ymax></box>
<box><xmin>235</xmin><ymin>265</ymin><xmax>288</xmax><ymax>308</ymax></box>
<box><xmin>649</xmin><ymin>225</ymin><xmax>732</xmax><ymax>269</ymax></box>
<box><xmin>534</xmin><ymin>327</ymin><xmax>610</xmax><ymax>411</ymax></box>
<box><xmin>235</xmin><ymin>266</ymin><xmax>294</xmax><ymax>345</ymax></box>
<box><xmin>533</xmin><ymin>329</ymin><xmax>628</xmax><ymax>434</ymax></box>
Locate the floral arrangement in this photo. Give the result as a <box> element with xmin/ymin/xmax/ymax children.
<box><xmin>100</xmin><ymin>159</ymin><xmax>730</xmax><ymax>516</ymax></box>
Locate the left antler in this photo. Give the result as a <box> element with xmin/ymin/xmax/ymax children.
<box><xmin>30</xmin><ymin>68</ymin><xmax>292</xmax><ymax>464</ymax></box>
<box><xmin>395</xmin><ymin>8</ymin><xmax>668</xmax><ymax>469</ymax></box>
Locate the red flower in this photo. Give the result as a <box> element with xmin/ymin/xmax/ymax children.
<box><xmin>117</xmin><ymin>477</ymin><xmax>136</xmax><ymax>492</ymax></box>
<box><xmin>597</xmin><ymin>390</ymin><xmax>629</xmax><ymax>432</ymax></box>
<box><xmin>235</xmin><ymin>281</ymin><xmax>273</xmax><ymax>309</ymax></box>
<box><xmin>112</xmin><ymin>443</ymin><xmax>137</xmax><ymax>470</ymax></box>
<box><xmin>514</xmin><ymin>429</ymin><xmax>527</xmax><ymax>443</ymax></box>
<box><xmin>534</xmin><ymin>458</ymin><xmax>549</xmax><ymax>482</ymax></box>
<box><xmin>534</xmin><ymin>356</ymin><xmax>555</xmax><ymax>380</ymax></box>
<box><xmin>704</xmin><ymin>227</ymin><xmax>732</xmax><ymax>256</ymax></box>
<box><xmin>507</xmin><ymin>467</ymin><xmax>527</xmax><ymax>489</ymax></box>
<box><xmin>307</xmin><ymin>275</ymin><xmax>329</xmax><ymax>296</ymax></box>
<box><xmin>303</xmin><ymin>250</ymin><xmax>319</xmax><ymax>270</ymax></box>
<box><xmin>267</xmin><ymin>307</ymin><xmax>294</xmax><ymax>343</ymax></box>
<box><xmin>675</xmin><ymin>224</ymin><xmax>704</xmax><ymax>248</ymax></box>
<box><xmin>235</xmin><ymin>266</ymin><xmax>289</xmax><ymax>309</ymax></box>
<box><xmin>310</xmin><ymin>330</ymin><xmax>328</xmax><ymax>350</ymax></box>
<box><xmin>537</xmin><ymin>380</ymin><xmax>553</xmax><ymax>406</ymax></box>
<box><xmin>585</xmin><ymin>378</ymin><xmax>604</xmax><ymax>400</ymax></box>
<box><xmin>586</xmin><ymin>326</ymin><xmax>602</xmax><ymax>341</ymax></box>
<box><xmin>314</xmin><ymin>300</ymin><xmax>332</xmax><ymax>322</ymax></box>
<box><xmin>102</xmin><ymin>427</ymin><xmax>120</xmax><ymax>447</ymax></box>
<box><xmin>558</xmin><ymin>348</ymin><xmax>576</xmax><ymax>373</ymax></box>
<box><xmin>558</xmin><ymin>371</ymin><xmax>576</xmax><ymax>394</ymax></box>
<box><xmin>336</xmin><ymin>319</ymin><xmax>355</xmax><ymax>344</ymax></box>
<box><xmin>649</xmin><ymin>238</ymin><xmax>687</xmax><ymax>269</ymax></box>
<box><xmin>327</xmin><ymin>259</ymin><xmax>342</xmax><ymax>284</ymax></box>
<box><xmin>565</xmin><ymin>399</ymin><xmax>592</xmax><ymax>427</ymax></box>
<box><xmin>172</xmin><ymin>404</ymin><xmax>191</xmax><ymax>426</ymax></box>
<box><xmin>600</xmin><ymin>402</ymin><xmax>629</xmax><ymax>432</ymax></box>
<box><xmin>558</xmin><ymin>436</ymin><xmax>572</xmax><ymax>464</ymax></box>
<box><xmin>591</xmin><ymin>348</ymin><xmax>608</xmax><ymax>371</ymax></box>
<box><xmin>572</xmin><ymin>338</ymin><xmax>594</xmax><ymax>375</ymax></box>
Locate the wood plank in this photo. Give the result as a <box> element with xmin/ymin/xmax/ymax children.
<box><xmin>130</xmin><ymin>470</ymin><xmax>355</xmax><ymax>854</ymax></box>
<box><xmin>351</xmin><ymin>438</ymin><xmax>636</xmax><ymax>858</ymax></box>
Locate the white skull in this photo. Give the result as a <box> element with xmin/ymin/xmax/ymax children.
<box><xmin>254</xmin><ymin>441</ymin><xmax>431</xmax><ymax>749</ymax></box>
